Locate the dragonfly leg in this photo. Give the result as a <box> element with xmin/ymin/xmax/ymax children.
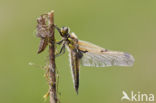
<box><xmin>56</xmin><ymin>39</ymin><xmax>64</xmax><ymax>45</ymax></box>
<box><xmin>54</xmin><ymin>25</ymin><xmax>63</xmax><ymax>36</ymax></box>
<box><xmin>56</xmin><ymin>43</ymin><xmax>66</xmax><ymax>57</ymax></box>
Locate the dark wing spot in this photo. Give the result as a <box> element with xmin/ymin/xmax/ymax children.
<box><xmin>79</xmin><ymin>49</ymin><xmax>88</xmax><ymax>53</ymax></box>
<box><xmin>101</xmin><ymin>49</ymin><xmax>108</xmax><ymax>52</ymax></box>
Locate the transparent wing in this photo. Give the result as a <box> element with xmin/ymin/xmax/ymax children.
<box><xmin>78</xmin><ymin>40</ymin><xmax>135</xmax><ymax>67</ymax></box>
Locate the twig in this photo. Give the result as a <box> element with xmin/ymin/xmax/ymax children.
<box><xmin>48</xmin><ymin>11</ymin><xmax>57</xmax><ymax>103</ymax></box>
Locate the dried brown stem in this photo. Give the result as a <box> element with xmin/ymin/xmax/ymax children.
<box><xmin>48</xmin><ymin>11</ymin><xmax>57</xmax><ymax>103</ymax></box>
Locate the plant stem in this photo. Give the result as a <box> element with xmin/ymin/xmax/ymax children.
<box><xmin>48</xmin><ymin>11</ymin><xmax>57</xmax><ymax>103</ymax></box>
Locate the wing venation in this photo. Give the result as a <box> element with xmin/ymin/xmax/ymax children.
<box><xmin>78</xmin><ymin>40</ymin><xmax>135</xmax><ymax>67</ymax></box>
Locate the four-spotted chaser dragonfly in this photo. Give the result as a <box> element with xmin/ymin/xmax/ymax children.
<box><xmin>55</xmin><ymin>26</ymin><xmax>135</xmax><ymax>94</ymax></box>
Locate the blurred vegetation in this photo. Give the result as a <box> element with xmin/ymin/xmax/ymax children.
<box><xmin>0</xmin><ymin>0</ymin><xmax>156</xmax><ymax>103</ymax></box>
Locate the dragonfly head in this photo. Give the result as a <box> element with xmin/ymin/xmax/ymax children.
<box><xmin>60</xmin><ymin>26</ymin><xmax>70</xmax><ymax>37</ymax></box>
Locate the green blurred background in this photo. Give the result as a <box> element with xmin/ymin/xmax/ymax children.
<box><xmin>0</xmin><ymin>0</ymin><xmax>156</xmax><ymax>103</ymax></box>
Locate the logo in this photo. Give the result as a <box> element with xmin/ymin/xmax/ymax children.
<box><xmin>121</xmin><ymin>91</ymin><xmax>155</xmax><ymax>102</ymax></box>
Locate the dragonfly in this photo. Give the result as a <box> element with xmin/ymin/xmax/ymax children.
<box><xmin>54</xmin><ymin>26</ymin><xmax>135</xmax><ymax>94</ymax></box>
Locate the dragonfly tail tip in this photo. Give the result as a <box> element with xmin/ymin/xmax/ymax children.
<box><xmin>75</xmin><ymin>88</ymin><xmax>79</xmax><ymax>95</ymax></box>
